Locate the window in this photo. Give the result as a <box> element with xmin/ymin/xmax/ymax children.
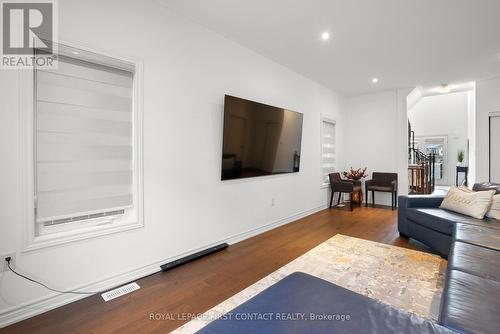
<box><xmin>23</xmin><ymin>43</ymin><xmax>143</xmax><ymax>249</ymax></box>
<box><xmin>321</xmin><ymin>117</ymin><xmax>336</xmax><ymax>187</ymax></box>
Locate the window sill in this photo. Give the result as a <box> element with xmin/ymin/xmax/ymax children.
<box><xmin>23</xmin><ymin>220</ymin><xmax>144</xmax><ymax>253</ymax></box>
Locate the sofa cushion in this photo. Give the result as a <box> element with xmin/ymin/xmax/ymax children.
<box><xmin>439</xmin><ymin>270</ymin><xmax>500</xmax><ymax>334</ymax></box>
<box><xmin>454</xmin><ymin>223</ymin><xmax>500</xmax><ymax>251</ymax></box>
<box><xmin>439</xmin><ymin>186</ymin><xmax>494</xmax><ymax>219</ymax></box>
<box><xmin>448</xmin><ymin>241</ymin><xmax>500</xmax><ymax>281</ymax></box>
<box><xmin>407</xmin><ymin>208</ymin><xmax>500</xmax><ymax>236</ymax></box>
<box><xmin>196</xmin><ymin>272</ymin><xmax>452</xmax><ymax>334</ymax></box>
<box><xmin>407</xmin><ymin>208</ymin><xmax>473</xmax><ymax>235</ymax></box>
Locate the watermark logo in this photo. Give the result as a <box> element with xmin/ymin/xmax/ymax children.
<box><xmin>1</xmin><ymin>0</ymin><xmax>57</xmax><ymax>69</ymax></box>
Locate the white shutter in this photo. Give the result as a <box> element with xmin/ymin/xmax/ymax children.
<box><xmin>35</xmin><ymin>48</ymin><xmax>135</xmax><ymax>225</ymax></box>
<box><xmin>321</xmin><ymin>119</ymin><xmax>336</xmax><ymax>186</ymax></box>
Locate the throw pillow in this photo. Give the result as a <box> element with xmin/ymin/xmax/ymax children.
<box><xmin>458</xmin><ymin>185</ymin><xmax>500</xmax><ymax>220</ymax></box>
<box><xmin>440</xmin><ymin>186</ymin><xmax>495</xmax><ymax>219</ymax></box>
<box><xmin>486</xmin><ymin>194</ymin><xmax>500</xmax><ymax>220</ymax></box>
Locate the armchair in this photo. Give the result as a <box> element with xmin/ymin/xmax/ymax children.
<box><xmin>365</xmin><ymin>172</ymin><xmax>398</xmax><ymax>210</ymax></box>
<box><xmin>328</xmin><ymin>173</ymin><xmax>362</xmax><ymax>211</ymax></box>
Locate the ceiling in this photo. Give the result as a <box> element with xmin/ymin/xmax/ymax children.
<box><xmin>161</xmin><ymin>0</ymin><xmax>500</xmax><ymax>96</ymax></box>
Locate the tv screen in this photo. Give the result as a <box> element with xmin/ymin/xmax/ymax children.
<box><xmin>221</xmin><ymin>95</ymin><xmax>303</xmax><ymax>180</ymax></box>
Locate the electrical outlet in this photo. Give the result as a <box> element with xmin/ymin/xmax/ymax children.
<box><xmin>1</xmin><ymin>253</ymin><xmax>15</xmax><ymax>273</ymax></box>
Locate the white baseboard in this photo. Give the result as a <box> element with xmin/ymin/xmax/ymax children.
<box><xmin>0</xmin><ymin>204</ymin><xmax>327</xmax><ymax>328</ymax></box>
<box><xmin>226</xmin><ymin>204</ymin><xmax>327</xmax><ymax>245</ymax></box>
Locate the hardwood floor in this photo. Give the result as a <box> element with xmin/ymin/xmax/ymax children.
<box><xmin>0</xmin><ymin>206</ymin><xmax>428</xmax><ymax>334</ymax></box>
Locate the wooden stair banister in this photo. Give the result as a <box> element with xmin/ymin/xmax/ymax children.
<box><xmin>408</xmin><ymin>122</ymin><xmax>435</xmax><ymax>194</ymax></box>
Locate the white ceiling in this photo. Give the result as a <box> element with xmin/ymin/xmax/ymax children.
<box><xmin>161</xmin><ymin>0</ymin><xmax>500</xmax><ymax>96</ymax></box>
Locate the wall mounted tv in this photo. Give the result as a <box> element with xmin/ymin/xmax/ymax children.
<box><xmin>221</xmin><ymin>95</ymin><xmax>303</xmax><ymax>181</ymax></box>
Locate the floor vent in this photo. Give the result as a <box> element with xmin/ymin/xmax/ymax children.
<box><xmin>101</xmin><ymin>282</ymin><xmax>140</xmax><ymax>301</ymax></box>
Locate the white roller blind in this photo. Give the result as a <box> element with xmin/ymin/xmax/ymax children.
<box><xmin>321</xmin><ymin>119</ymin><xmax>336</xmax><ymax>186</ymax></box>
<box><xmin>35</xmin><ymin>50</ymin><xmax>135</xmax><ymax>225</ymax></box>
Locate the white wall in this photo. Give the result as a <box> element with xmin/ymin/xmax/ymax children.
<box><xmin>467</xmin><ymin>88</ymin><xmax>477</xmax><ymax>185</ymax></box>
<box><xmin>476</xmin><ymin>77</ymin><xmax>500</xmax><ymax>182</ymax></box>
<box><xmin>344</xmin><ymin>91</ymin><xmax>399</xmax><ymax>206</ymax></box>
<box><xmin>408</xmin><ymin>91</ymin><xmax>469</xmax><ymax>186</ymax></box>
<box><xmin>0</xmin><ymin>0</ymin><xmax>346</xmax><ymax>326</ymax></box>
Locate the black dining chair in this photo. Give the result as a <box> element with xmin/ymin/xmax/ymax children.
<box><xmin>365</xmin><ymin>172</ymin><xmax>398</xmax><ymax>210</ymax></box>
<box><xmin>329</xmin><ymin>173</ymin><xmax>362</xmax><ymax>211</ymax></box>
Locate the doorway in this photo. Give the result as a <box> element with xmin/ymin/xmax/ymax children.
<box><xmin>414</xmin><ymin>136</ymin><xmax>448</xmax><ymax>185</ymax></box>
<box><xmin>407</xmin><ymin>89</ymin><xmax>472</xmax><ymax>191</ymax></box>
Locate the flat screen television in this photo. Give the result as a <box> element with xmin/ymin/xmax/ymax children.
<box><xmin>221</xmin><ymin>95</ymin><xmax>303</xmax><ymax>180</ymax></box>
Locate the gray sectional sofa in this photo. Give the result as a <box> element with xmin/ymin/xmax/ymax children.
<box><xmin>398</xmin><ymin>182</ymin><xmax>500</xmax><ymax>334</ymax></box>
<box><xmin>398</xmin><ymin>182</ymin><xmax>500</xmax><ymax>258</ymax></box>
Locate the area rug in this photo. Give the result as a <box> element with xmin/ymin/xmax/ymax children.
<box><xmin>172</xmin><ymin>234</ymin><xmax>447</xmax><ymax>333</ymax></box>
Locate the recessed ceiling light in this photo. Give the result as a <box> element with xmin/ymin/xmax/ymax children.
<box><xmin>72</xmin><ymin>51</ymin><xmax>79</xmax><ymax>55</ymax></box>
<box><xmin>372</xmin><ymin>78</ymin><xmax>379</xmax><ymax>84</ymax></box>
<box><xmin>436</xmin><ymin>84</ymin><xmax>452</xmax><ymax>94</ymax></box>
<box><xmin>321</xmin><ymin>32</ymin><xmax>330</xmax><ymax>41</ymax></box>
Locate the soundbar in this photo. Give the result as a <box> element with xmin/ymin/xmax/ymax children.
<box><xmin>160</xmin><ymin>243</ymin><xmax>229</xmax><ymax>272</ymax></box>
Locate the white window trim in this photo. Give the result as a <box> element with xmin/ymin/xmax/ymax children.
<box><xmin>320</xmin><ymin>115</ymin><xmax>336</xmax><ymax>189</ymax></box>
<box><xmin>19</xmin><ymin>41</ymin><xmax>144</xmax><ymax>252</ymax></box>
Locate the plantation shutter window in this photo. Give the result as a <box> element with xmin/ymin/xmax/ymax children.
<box><xmin>321</xmin><ymin>118</ymin><xmax>336</xmax><ymax>186</ymax></box>
<box><xmin>35</xmin><ymin>45</ymin><xmax>136</xmax><ymax>230</ymax></box>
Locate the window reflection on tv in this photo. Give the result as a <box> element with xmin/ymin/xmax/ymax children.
<box><xmin>221</xmin><ymin>95</ymin><xmax>303</xmax><ymax>181</ymax></box>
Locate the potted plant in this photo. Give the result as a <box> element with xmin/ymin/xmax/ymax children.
<box><xmin>342</xmin><ymin>167</ymin><xmax>368</xmax><ymax>204</ymax></box>
<box><xmin>457</xmin><ymin>150</ymin><xmax>465</xmax><ymax>166</ymax></box>
<box><xmin>342</xmin><ymin>167</ymin><xmax>368</xmax><ymax>181</ymax></box>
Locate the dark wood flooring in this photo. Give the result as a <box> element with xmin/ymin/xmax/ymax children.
<box><xmin>1</xmin><ymin>206</ymin><xmax>427</xmax><ymax>334</ymax></box>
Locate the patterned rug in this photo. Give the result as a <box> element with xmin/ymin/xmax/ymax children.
<box><xmin>172</xmin><ymin>234</ymin><xmax>447</xmax><ymax>333</ymax></box>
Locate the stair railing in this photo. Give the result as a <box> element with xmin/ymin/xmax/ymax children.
<box><xmin>408</xmin><ymin>147</ymin><xmax>435</xmax><ymax>194</ymax></box>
